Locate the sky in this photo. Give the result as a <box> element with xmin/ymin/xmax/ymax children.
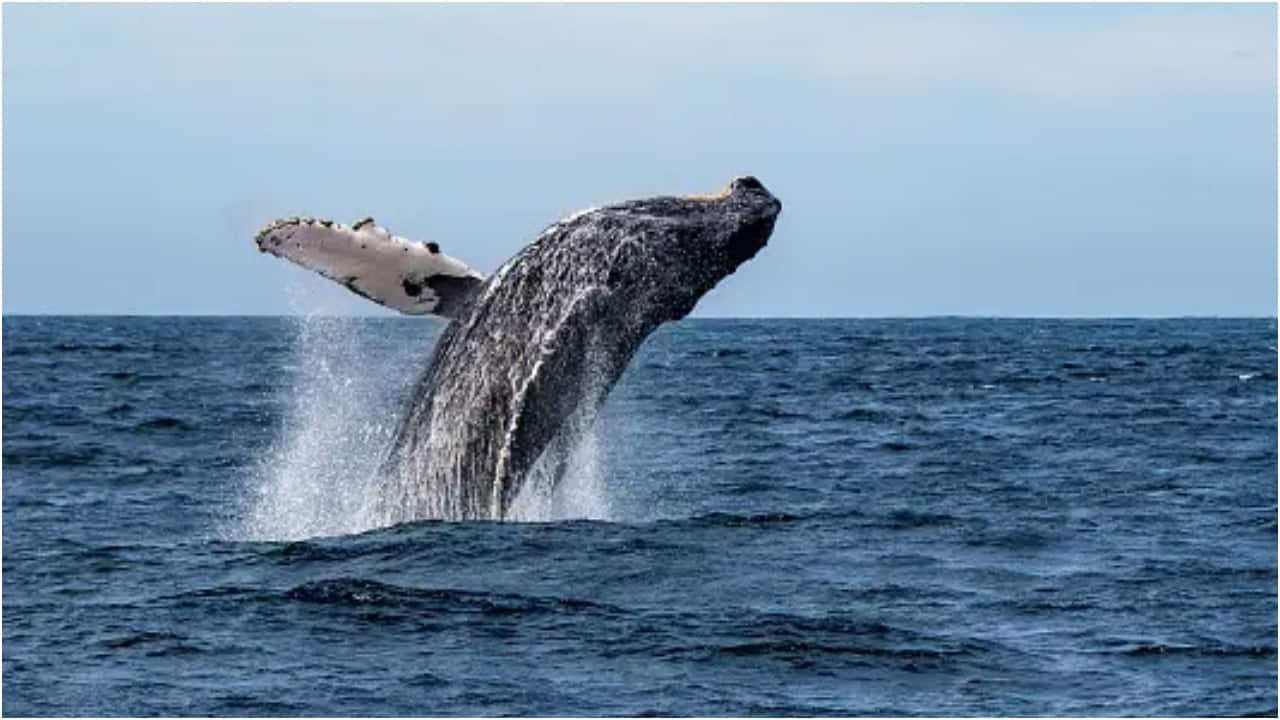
<box><xmin>3</xmin><ymin>3</ymin><xmax>1276</xmax><ymax>317</ymax></box>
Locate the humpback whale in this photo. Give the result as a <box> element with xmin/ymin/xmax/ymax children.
<box><xmin>255</xmin><ymin>176</ymin><xmax>781</xmax><ymax>521</ymax></box>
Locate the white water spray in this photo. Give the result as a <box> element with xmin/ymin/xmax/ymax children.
<box><xmin>237</xmin><ymin>313</ymin><xmax>407</xmax><ymax>540</ymax></box>
<box><xmin>236</xmin><ymin>286</ymin><xmax>613</xmax><ymax>540</ymax></box>
<box><xmin>507</xmin><ymin>415</ymin><xmax>614</xmax><ymax>522</ymax></box>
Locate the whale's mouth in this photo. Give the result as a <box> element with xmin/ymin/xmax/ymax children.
<box><xmin>683</xmin><ymin>175</ymin><xmax>777</xmax><ymax>204</ymax></box>
<box><xmin>684</xmin><ymin>185</ymin><xmax>735</xmax><ymax>201</ymax></box>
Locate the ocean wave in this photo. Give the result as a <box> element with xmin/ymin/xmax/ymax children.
<box><xmin>1109</xmin><ymin>643</ymin><xmax>1275</xmax><ymax>658</ymax></box>
<box><xmin>982</xmin><ymin>598</ymin><xmax>1099</xmax><ymax>615</ymax></box>
<box><xmin>962</xmin><ymin>527</ymin><xmax>1056</xmax><ymax>550</ymax></box>
<box><xmin>992</xmin><ymin>373</ymin><xmax>1067</xmax><ymax>386</ymax></box>
<box><xmin>833</xmin><ymin>406</ymin><xmax>891</xmax><ymax>422</ymax></box>
<box><xmin>711</xmin><ymin>639</ymin><xmax>964</xmax><ymax>660</ymax></box>
<box><xmin>838</xmin><ymin>582</ymin><xmax>975</xmax><ymax>602</ymax></box>
<box><xmin>630</xmin><ymin>609</ymin><xmax>996</xmax><ymax>670</ymax></box>
<box><xmin>101</xmin><ymin>370</ymin><xmax>139</xmax><ymax>381</ymax></box>
<box><xmin>4</xmin><ymin>444</ymin><xmax>109</xmax><ymax>468</ymax></box>
<box><xmin>881</xmin><ymin>509</ymin><xmax>964</xmax><ymax>529</ymax></box>
<box><xmin>210</xmin><ymin>695</ymin><xmax>307</xmax><ymax>714</ymax></box>
<box><xmin>135</xmin><ymin>417</ymin><xmax>195</xmax><ymax>432</ymax></box>
<box><xmin>51</xmin><ymin>341</ymin><xmax>131</xmax><ymax>353</ymax></box>
<box><xmin>283</xmin><ymin>578</ymin><xmax>622</xmax><ymax>617</ymax></box>
<box><xmin>688</xmin><ymin>511</ymin><xmax>805</xmax><ymax>527</ymax></box>
<box><xmin>155</xmin><ymin>585</ymin><xmax>267</xmax><ymax>603</ymax></box>
<box><xmin>752</xmin><ymin>404</ymin><xmax>809</xmax><ymax>420</ymax></box>
<box><xmin>103</xmin><ymin>402</ymin><xmax>136</xmax><ymax>417</ymax></box>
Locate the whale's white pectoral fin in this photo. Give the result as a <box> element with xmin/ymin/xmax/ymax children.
<box><xmin>254</xmin><ymin>216</ymin><xmax>486</xmax><ymax>318</ymax></box>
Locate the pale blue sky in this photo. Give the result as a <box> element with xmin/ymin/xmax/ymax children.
<box><xmin>3</xmin><ymin>3</ymin><xmax>1276</xmax><ymax>317</ymax></box>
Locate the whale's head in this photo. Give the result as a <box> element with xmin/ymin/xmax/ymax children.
<box><xmin>687</xmin><ymin>175</ymin><xmax>783</xmax><ymax>271</ymax></box>
<box><xmin>590</xmin><ymin>175</ymin><xmax>782</xmax><ymax>324</ymax></box>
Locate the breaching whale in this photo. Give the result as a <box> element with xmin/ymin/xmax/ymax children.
<box><xmin>255</xmin><ymin>176</ymin><xmax>781</xmax><ymax>521</ymax></box>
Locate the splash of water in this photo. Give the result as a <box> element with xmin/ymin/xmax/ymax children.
<box><xmin>508</xmin><ymin>414</ymin><xmax>614</xmax><ymax>522</ymax></box>
<box><xmin>237</xmin><ymin>314</ymin><xmax>403</xmax><ymax>540</ymax></box>
<box><xmin>504</xmin><ymin>339</ymin><xmax>618</xmax><ymax>522</ymax></box>
<box><xmin>236</xmin><ymin>287</ymin><xmax>613</xmax><ymax>540</ymax></box>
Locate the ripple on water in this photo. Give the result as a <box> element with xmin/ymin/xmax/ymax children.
<box><xmin>2</xmin><ymin>317</ymin><xmax>1274</xmax><ymax>716</ymax></box>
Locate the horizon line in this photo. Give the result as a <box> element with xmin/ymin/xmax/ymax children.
<box><xmin>2</xmin><ymin>312</ymin><xmax>1276</xmax><ymax>321</ymax></box>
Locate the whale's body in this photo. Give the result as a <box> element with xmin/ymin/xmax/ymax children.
<box><xmin>256</xmin><ymin>177</ymin><xmax>781</xmax><ymax>521</ymax></box>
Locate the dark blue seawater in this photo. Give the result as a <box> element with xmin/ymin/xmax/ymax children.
<box><xmin>3</xmin><ymin>316</ymin><xmax>1276</xmax><ymax>716</ymax></box>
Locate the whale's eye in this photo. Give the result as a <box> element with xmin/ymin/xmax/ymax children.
<box><xmin>732</xmin><ymin>176</ymin><xmax>764</xmax><ymax>191</ymax></box>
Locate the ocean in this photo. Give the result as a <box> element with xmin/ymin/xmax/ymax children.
<box><xmin>3</xmin><ymin>315</ymin><xmax>1276</xmax><ymax>716</ymax></box>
